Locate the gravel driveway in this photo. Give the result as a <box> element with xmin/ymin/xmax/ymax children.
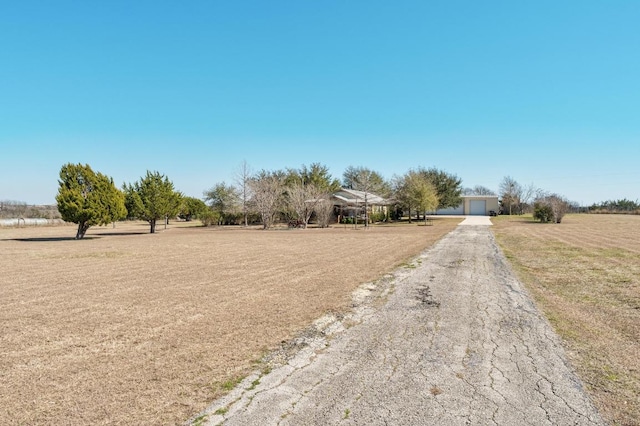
<box><xmin>194</xmin><ymin>224</ymin><xmax>605</xmax><ymax>425</ymax></box>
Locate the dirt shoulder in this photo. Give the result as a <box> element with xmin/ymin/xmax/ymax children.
<box><xmin>196</xmin><ymin>225</ymin><xmax>605</xmax><ymax>425</ymax></box>
<box><xmin>492</xmin><ymin>214</ymin><xmax>640</xmax><ymax>425</ymax></box>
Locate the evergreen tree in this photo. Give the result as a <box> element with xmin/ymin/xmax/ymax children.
<box><xmin>179</xmin><ymin>197</ymin><xmax>207</xmax><ymax>221</ymax></box>
<box><xmin>56</xmin><ymin>163</ymin><xmax>126</xmax><ymax>239</ymax></box>
<box><xmin>417</xmin><ymin>167</ymin><xmax>462</xmax><ymax>210</ymax></box>
<box><xmin>124</xmin><ymin>171</ymin><xmax>182</xmax><ymax>233</ymax></box>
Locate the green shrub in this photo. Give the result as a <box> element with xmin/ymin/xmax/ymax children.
<box><xmin>533</xmin><ymin>201</ymin><xmax>554</xmax><ymax>223</ymax></box>
<box><xmin>369</xmin><ymin>211</ymin><xmax>386</xmax><ymax>223</ymax></box>
<box><xmin>199</xmin><ymin>210</ymin><xmax>220</xmax><ymax>226</ymax></box>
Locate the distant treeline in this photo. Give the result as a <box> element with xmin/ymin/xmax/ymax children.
<box><xmin>589</xmin><ymin>199</ymin><xmax>640</xmax><ymax>214</ymax></box>
<box><xmin>0</xmin><ymin>201</ymin><xmax>61</xmax><ymax>219</ymax></box>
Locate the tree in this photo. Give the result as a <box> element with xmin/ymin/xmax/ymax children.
<box><xmin>283</xmin><ymin>164</ymin><xmax>339</xmax><ymax>228</ymax></box>
<box><xmin>391</xmin><ymin>174</ymin><xmax>410</xmax><ymax>221</ymax></box>
<box><xmin>234</xmin><ymin>160</ymin><xmax>253</xmax><ymax>227</ymax></box>
<box><xmin>314</xmin><ymin>197</ymin><xmax>335</xmax><ymax>228</ymax></box>
<box><xmin>589</xmin><ymin>198</ymin><xmax>640</xmax><ymax>213</ymax></box>
<box><xmin>416</xmin><ymin>168</ymin><xmax>462</xmax><ymax>210</ymax></box>
<box><xmin>407</xmin><ymin>172</ymin><xmax>438</xmax><ymax>223</ymax></box>
<box><xmin>393</xmin><ymin>170</ymin><xmax>439</xmax><ymax>222</ymax></box>
<box><xmin>105</xmin><ymin>184</ymin><xmax>127</xmax><ymax>226</ymax></box>
<box><xmin>499</xmin><ymin>176</ymin><xmax>538</xmax><ymax>215</ymax></box>
<box><xmin>463</xmin><ymin>185</ymin><xmax>496</xmax><ymax>196</ymax></box>
<box><xmin>249</xmin><ymin>171</ymin><xmax>285</xmax><ymax>229</ymax></box>
<box><xmin>204</xmin><ymin>182</ymin><xmax>239</xmax><ymax>225</ymax></box>
<box><xmin>56</xmin><ymin>163</ymin><xmax>126</xmax><ymax>239</ymax></box>
<box><xmin>499</xmin><ymin>176</ymin><xmax>521</xmax><ymax>215</ymax></box>
<box><xmin>0</xmin><ymin>200</ymin><xmax>28</xmax><ymax>219</ymax></box>
<box><xmin>342</xmin><ymin>166</ymin><xmax>390</xmax><ymax>227</ymax></box>
<box><xmin>287</xmin><ymin>163</ymin><xmax>341</xmax><ymax>193</ymax></box>
<box><xmin>179</xmin><ymin>197</ymin><xmax>207</xmax><ymax>221</ymax></box>
<box><xmin>124</xmin><ymin>171</ymin><xmax>182</xmax><ymax>233</ymax></box>
<box><xmin>342</xmin><ymin>166</ymin><xmax>389</xmax><ymax>194</ymax></box>
<box><xmin>286</xmin><ymin>181</ymin><xmax>326</xmax><ymax>228</ymax></box>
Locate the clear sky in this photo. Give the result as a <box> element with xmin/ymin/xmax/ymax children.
<box><xmin>1</xmin><ymin>1</ymin><xmax>638</xmax><ymax>206</ymax></box>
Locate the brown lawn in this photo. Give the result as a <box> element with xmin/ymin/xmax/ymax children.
<box><xmin>0</xmin><ymin>219</ymin><xmax>458</xmax><ymax>425</ymax></box>
<box><xmin>492</xmin><ymin>214</ymin><xmax>640</xmax><ymax>426</ymax></box>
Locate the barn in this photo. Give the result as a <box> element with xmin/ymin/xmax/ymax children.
<box><xmin>435</xmin><ymin>195</ymin><xmax>500</xmax><ymax>216</ymax></box>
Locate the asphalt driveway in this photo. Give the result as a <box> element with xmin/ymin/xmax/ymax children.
<box><xmin>194</xmin><ymin>224</ymin><xmax>605</xmax><ymax>425</ymax></box>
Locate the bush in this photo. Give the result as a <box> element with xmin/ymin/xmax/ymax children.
<box><xmin>533</xmin><ymin>202</ymin><xmax>554</xmax><ymax>223</ymax></box>
<box><xmin>533</xmin><ymin>194</ymin><xmax>570</xmax><ymax>223</ymax></box>
<box><xmin>369</xmin><ymin>211</ymin><xmax>386</xmax><ymax>223</ymax></box>
<box><xmin>199</xmin><ymin>210</ymin><xmax>220</xmax><ymax>226</ymax></box>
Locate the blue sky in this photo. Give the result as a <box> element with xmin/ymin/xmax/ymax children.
<box><xmin>1</xmin><ymin>1</ymin><xmax>638</xmax><ymax>206</ymax></box>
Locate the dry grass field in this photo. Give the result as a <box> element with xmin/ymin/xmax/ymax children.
<box><xmin>492</xmin><ymin>214</ymin><xmax>640</xmax><ymax>426</ymax></box>
<box><xmin>0</xmin><ymin>219</ymin><xmax>458</xmax><ymax>425</ymax></box>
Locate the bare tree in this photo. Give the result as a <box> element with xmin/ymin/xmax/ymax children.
<box><xmin>463</xmin><ymin>185</ymin><xmax>496</xmax><ymax>196</ymax></box>
<box><xmin>249</xmin><ymin>171</ymin><xmax>285</xmax><ymax>229</ymax></box>
<box><xmin>548</xmin><ymin>195</ymin><xmax>570</xmax><ymax>223</ymax></box>
<box><xmin>519</xmin><ymin>183</ymin><xmax>539</xmax><ymax>214</ymax></box>
<box><xmin>499</xmin><ymin>176</ymin><xmax>523</xmax><ymax>215</ymax></box>
<box><xmin>286</xmin><ymin>181</ymin><xmax>325</xmax><ymax>228</ymax></box>
<box><xmin>234</xmin><ymin>160</ymin><xmax>253</xmax><ymax>227</ymax></box>
<box><xmin>0</xmin><ymin>200</ymin><xmax>28</xmax><ymax>219</ymax></box>
<box><xmin>314</xmin><ymin>196</ymin><xmax>335</xmax><ymax>228</ymax></box>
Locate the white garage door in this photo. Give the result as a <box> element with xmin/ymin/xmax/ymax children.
<box><xmin>469</xmin><ymin>200</ymin><xmax>486</xmax><ymax>215</ymax></box>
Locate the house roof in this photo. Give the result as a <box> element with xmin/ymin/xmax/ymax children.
<box><xmin>332</xmin><ymin>188</ymin><xmax>387</xmax><ymax>205</ymax></box>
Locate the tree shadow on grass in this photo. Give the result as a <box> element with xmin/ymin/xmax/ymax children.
<box><xmin>505</xmin><ymin>220</ymin><xmax>551</xmax><ymax>226</ymax></box>
<box><xmin>92</xmin><ymin>232</ymin><xmax>148</xmax><ymax>237</ymax></box>
<box><xmin>6</xmin><ymin>237</ymin><xmax>97</xmax><ymax>242</ymax></box>
<box><xmin>4</xmin><ymin>232</ymin><xmax>148</xmax><ymax>242</ymax></box>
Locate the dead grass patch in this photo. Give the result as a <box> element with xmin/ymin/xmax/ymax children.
<box><xmin>0</xmin><ymin>219</ymin><xmax>458</xmax><ymax>425</ymax></box>
<box><xmin>493</xmin><ymin>214</ymin><xmax>640</xmax><ymax>425</ymax></box>
<box><xmin>429</xmin><ymin>385</ymin><xmax>442</xmax><ymax>396</ymax></box>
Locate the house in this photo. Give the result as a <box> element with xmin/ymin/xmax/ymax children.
<box><xmin>331</xmin><ymin>188</ymin><xmax>388</xmax><ymax>221</ymax></box>
<box><xmin>434</xmin><ymin>195</ymin><xmax>500</xmax><ymax>215</ymax></box>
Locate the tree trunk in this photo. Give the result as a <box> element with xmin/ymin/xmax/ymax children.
<box><xmin>76</xmin><ymin>221</ymin><xmax>90</xmax><ymax>239</ymax></box>
<box><xmin>364</xmin><ymin>199</ymin><xmax>369</xmax><ymax>228</ymax></box>
<box><xmin>150</xmin><ymin>219</ymin><xmax>156</xmax><ymax>233</ymax></box>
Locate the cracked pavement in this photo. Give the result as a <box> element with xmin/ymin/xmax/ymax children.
<box><xmin>194</xmin><ymin>225</ymin><xmax>606</xmax><ymax>425</ymax></box>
